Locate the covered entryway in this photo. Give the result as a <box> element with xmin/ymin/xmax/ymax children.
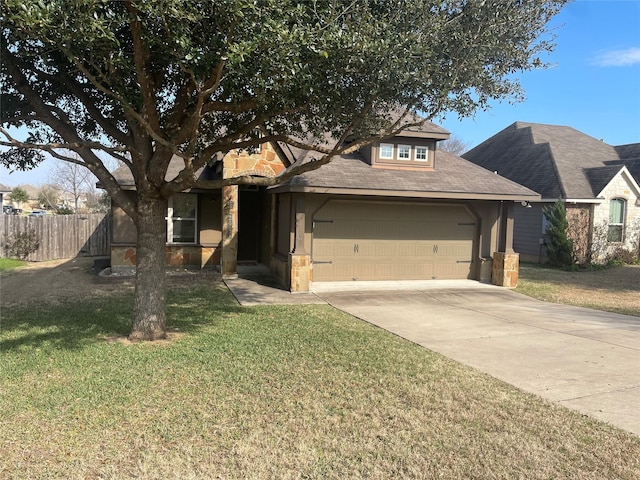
<box><xmin>311</xmin><ymin>200</ymin><xmax>476</xmax><ymax>282</ymax></box>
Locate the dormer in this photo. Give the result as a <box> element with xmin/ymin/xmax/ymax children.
<box><xmin>360</xmin><ymin>122</ymin><xmax>450</xmax><ymax>171</ymax></box>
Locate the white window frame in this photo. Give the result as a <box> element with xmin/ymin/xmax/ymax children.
<box><xmin>167</xmin><ymin>194</ymin><xmax>198</xmax><ymax>245</ymax></box>
<box><xmin>607</xmin><ymin>198</ymin><xmax>626</xmax><ymax>243</ymax></box>
<box><xmin>397</xmin><ymin>144</ymin><xmax>411</xmax><ymax>160</ymax></box>
<box><xmin>415</xmin><ymin>146</ymin><xmax>429</xmax><ymax>162</ymax></box>
<box><xmin>379</xmin><ymin>143</ymin><xmax>394</xmax><ymax>160</ymax></box>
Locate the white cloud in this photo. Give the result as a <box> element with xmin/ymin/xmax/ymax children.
<box><xmin>592</xmin><ymin>47</ymin><xmax>640</xmax><ymax>67</ymax></box>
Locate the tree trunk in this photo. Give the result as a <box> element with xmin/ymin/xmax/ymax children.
<box><xmin>129</xmin><ymin>193</ymin><xmax>168</xmax><ymax>341</ymax></box>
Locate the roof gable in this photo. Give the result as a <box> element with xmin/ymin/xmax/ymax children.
<box><xmin>462</xmin><ymin>122</ymin><xmax>562</xmax><ymax>198</ymax></box>
<box><xmin>595</xmin><ymin>166</ymin><xmax>640</xmax><ymax>198</ymax></box>
<box><xmin>463</xmin><ymin>122</ymin><xmax>627</xmax><ymax>200</ymax></box>
<box><xmin>584</xmin><ymin>165</ymin><xmax>625</xmax><ymax>195</ymax></box>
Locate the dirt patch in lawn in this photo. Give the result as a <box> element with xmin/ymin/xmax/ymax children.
<box><xmin>0</xmin><ymin>256</ymin><xmax>220</xmax><ymax>308</ymax></box>
<box><xmin>0</xmin><ymin>257</ymin><xmax>131</xmax><ymax>307</ymax></box>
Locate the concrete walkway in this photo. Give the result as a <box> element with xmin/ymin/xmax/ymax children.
<box><xmin>225</xmin><ymin>272</ymin><xmax>640</xmax><ymax>436</ymax></box>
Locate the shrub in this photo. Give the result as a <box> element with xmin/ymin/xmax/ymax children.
<box><xmin>607</xmin><ymin>247</ymin><xmax>640</xmax><ymax>266</ymax></box>
<box><xmin>3</xmin><ymin>229</ymin><xmax>41</xmax><ymax>260</ymax></box>
<box><xmin>543</xmin><ymin>201</ymin><xmax>574</xmax><ymax>268</ymax></box>
<box><xmin>56</xmin><ymin>205</ymin><xmax>74</xmax><ymax>215</ymax></box>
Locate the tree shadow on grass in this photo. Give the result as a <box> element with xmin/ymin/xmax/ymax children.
<box><xmin>0</xmin><ymin>283</ymin><xmax>245</xmax><ymax>352</ymax></box>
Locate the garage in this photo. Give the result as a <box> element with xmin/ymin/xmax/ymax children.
<box><xmin>311</xmin><ymin>200</ymin><xmax>476</xmax><ymax>282</ymax></box>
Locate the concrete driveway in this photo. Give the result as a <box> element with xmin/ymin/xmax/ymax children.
<box><xmin>314</xmin><ymin>284</ymin><xmax>640</xmax><ymax>436</ymax></box>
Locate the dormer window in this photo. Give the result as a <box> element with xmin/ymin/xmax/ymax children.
<box><xmin>380</xmin><ymin>143</ymin><xmax>394</xmax><ymax>159</ymax></box>
<box><xmin>398</xmin><ymin>145</ymin><xmax>411</xmax><ymax>160</ymax></box>
<box><xmin>373</xmin><ymin>140</ymin><xmax>434</xmax><ymax>169</ymax></box>
<box><xmin>415</xmin><ymin>146</ymin><xmax>429</xmax><ymax>161</ymax></box>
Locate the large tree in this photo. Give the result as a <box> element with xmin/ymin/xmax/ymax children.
<box><xmin>1</xmin><ymin>0</ymin><xmax>566</xmax><ymax>340</ymax></box>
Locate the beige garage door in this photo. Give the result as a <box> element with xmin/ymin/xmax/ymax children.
<box><xmin>312</xmin><ymin>200</ymin><xmax>475</xmax><ymax>282</ymax></box>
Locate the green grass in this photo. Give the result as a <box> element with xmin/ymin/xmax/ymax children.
<box><xmin>1</xmin><ymin>284</ymin><xmax>639</xmax><ymax>479</ymax></box>
<box><xmin>517</xmin><ymin>262</ymin><xmax>640</xmax><ymax>316</ymax></box>
<box><xmin>0</xmin><ymin>258</ymin><xmax>28</xmax><ymax>272</ymax></box>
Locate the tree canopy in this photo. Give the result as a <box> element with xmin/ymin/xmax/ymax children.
<box><xmin>1</xmin><ymin>0</ymin><xmax>567</xmax><ymax>339</ymax></box>
<box><xmin>8</xmin><ymin>186</ymin><xmax>29</xmax><ymax>206</ymax></box>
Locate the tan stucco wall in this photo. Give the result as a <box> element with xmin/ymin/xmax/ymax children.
<box><xmin>198</xmin><ymin>192</ymin><xmax>222</xmax><ymax>246</ymax></box>
<box><xmin>111</xmin><ymin>191</ymin><xmax>137</xmax><ymax>244</ymax></box>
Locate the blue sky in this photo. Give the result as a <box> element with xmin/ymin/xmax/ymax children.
<box><xmin>1</xmin><ymin>0</ymin><xmax>639</xmax><ymax>188</ymax></box>
<box><xmin>438</xmin><ymin>0</ymin><xmax>640</xmax><ymax>149</ymax></box>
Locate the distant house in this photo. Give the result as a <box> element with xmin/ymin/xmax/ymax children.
<box><xmin>11</xmin><ymin>184</ymin><xmax>40</xmax><ymax>210</ymax></box>
<box><xmin>107</xmin><ymin>118</ymin><xmax>539</xmax><ymax>290</ymax></box>
<box><xmin>463</xmin><ymin>122</ymin><xmax>640</xmax><ymax>263</ymax></box>
<box><xmin>0</xmin><ymin>183</ymin><xmax>11</xmax><ymax>207</ymax></box>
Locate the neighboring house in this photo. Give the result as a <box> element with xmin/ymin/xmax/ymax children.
<box><xmin>108</xmin><ymin>120</ymin><xmax>539</xmax><ymax>291</ymax></box>
<box><xmin>0</xmin><ymin>182</ymin><xmax>11</xmax><ymax>208</ymax></box>
<box><xmin>463</xmin><ymin>122</ymin><xmax>640</xmax><ymax>263</ymax></box>
<box><xmin>10</xmin><ymin>184</ymin><xmax>40</xmax><ymax>210</ymax></box>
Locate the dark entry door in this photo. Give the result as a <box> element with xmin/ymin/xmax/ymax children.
<box><xmin>238</xmin><ymin>188</ymin><xmax>262</xmax><ymax>263</ymax></box>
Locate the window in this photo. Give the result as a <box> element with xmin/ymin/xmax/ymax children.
<box><xmin>376</xmin><ymin>142</ymin><xmax>433</xmax><ymax>165</ymax></box>
<box><xmin>380</xmin><ymin>143</ymin><xmax>394</xmax><ymax>159</ymax></box>
<box><xmin>398</xmin><ymin>145</ymin><xmax>411</xmax><ymax>160</ymax></box>
<box><xmin>167</xmin><ymin>194</ymin><xmax>197</xmax><ymax>244</ymax></box>
<box><xmin>415</xmin><ymin>146</ymin><xmax>429</xmax><ymax>161</ymax></box>
<box><xmin>607</xmin><ymin>198</ymin><xmax>626</xmax><ymax>242</ymax></box>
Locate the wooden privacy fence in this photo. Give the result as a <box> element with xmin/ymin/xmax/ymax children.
<box><xmin>0</xmin><ymin>213</ymin><xmax>111</xmax><ymax>262</ymax></box>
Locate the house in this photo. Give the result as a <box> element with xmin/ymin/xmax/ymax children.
<box><xmin>463</xmin><ymin>122</ymin><xmax>640</xmax><ymax>263</ymax></box>
<box><xmin>108</xmin><ymin>120</ymin><xmax>540</xmax><ymax>291</ymax></box>
<box><xmin>0</xmin><ymin>182</ymin><xmax>11</xmax><ymax>208</ymax></box>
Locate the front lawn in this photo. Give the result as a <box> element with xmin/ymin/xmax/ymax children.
<box><xmin>0</xmin><ymin>258</ymin><xmax>28</xmax><ymax>272</ymax></box>
<box><xmin>517</xmin><ymin>263</ymin><xmax>640</xmax><ymax>317</ymax></box>
<box><xmin>1</xmin><ymin>284</ymin><xmax>639</xmax><ymax>479</ymax></box>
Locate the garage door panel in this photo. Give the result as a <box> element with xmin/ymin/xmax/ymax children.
<box><xmin>436</xmin><ymin>242</ymin><xmax>472</xmax><ymax>258</ymax></box>
<box><xmin>312</xmin><ymin>201</ymin><xmax>475</xmax><ymax>282</ymax></box>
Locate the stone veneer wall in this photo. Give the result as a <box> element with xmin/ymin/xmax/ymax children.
<box><xmin>111</xmin><ymin>245</ymin><xmax>219</xmax><ymax>272</ymax></box>
<box><xmin>591</xmin><ymin>171</ymin><xmax>640</xmax><ymax>258</ymax></box>
<box><xmin>290</xmin><ymin>254</ymin><xmax>311</xmax><ymax>292</ymax></box>
<box><xmin>491</xmin><ymin>252</ymin><xmax>519</xmax><ymax>287</ymax></box>
<box><xmin>223</xmin><ymin>143</ymin><xmax>286</xmax><ymax>178</ymax></box>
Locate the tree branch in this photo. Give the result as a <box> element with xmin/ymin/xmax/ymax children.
<box><xmin>123</xmin><ymin>0</ymin><xmax>161</xmax><ymax>132</ymax></box>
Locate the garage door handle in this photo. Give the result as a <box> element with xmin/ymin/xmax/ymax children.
<box><xmin>433</xmin><ymin>245</ymin><xmax>438</xmax><ymax>254</ymax></box>
<box><xmin>354</xmin><ymin>244</ymin><xmax>359</xmax><ymax>254</ymax></box>
<box><xmin>313</xmin><ymin>261</ymin><xmax>333</xmax><ymax>265</ymax></box>
<box><xmin>457</xmin><ymin>260</ymin><xmax>472</xmax><ymax>264</ymax></box>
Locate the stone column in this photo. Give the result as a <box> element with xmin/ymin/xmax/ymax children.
<box><xmin>221</xmin><ymin>185</ymin><xmax>238</xmax><ymax>278</ymax></box>
<box><xmin>492</xmin><ymin>251</ymin><xmax>519</xmax><ymax>287</ymax></box>
<box><xmin>289</xmin><ymin>196</ymin><xmax>311</xmax><ymax>292</ymax></box>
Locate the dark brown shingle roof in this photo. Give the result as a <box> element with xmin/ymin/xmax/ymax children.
<box><xmin>615</xmin><ymin>143</ymin><xmax>640</xmax><ymax>160</ymax></box>
<box><xmin>463</xmin><ymin>122</ymin><xmax>631</xmax><ymax>199</ymax></box>
<box><xmin>110</xmin><ymin>157</ymin><xmax>217</xmax><ymax>188</ymax></box>
<box><xmin>278</xmin><ymin>149</ymin><xmax>538</xmax><ymax>200</ymax></box>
